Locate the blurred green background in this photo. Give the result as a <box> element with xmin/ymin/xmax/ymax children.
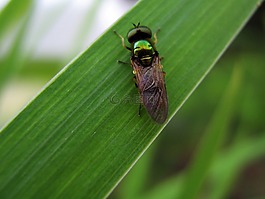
<box><xmin>0</xmin><ymin>0</ymin><xmax>264</xmax><ymax>198</ymax></box>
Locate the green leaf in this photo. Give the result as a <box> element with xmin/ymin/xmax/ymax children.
<box><xmin>0</xmin><ymin>0</ymin><xmax>34</xmax><ymax>90</ymax></box>
<box><xmin>0</xmin><ymin>0</ymin><xmax>262</xmax><ymax>198</ymax></box>
<box><xmin>0</xmin><ymin>0</ymin><xmax>33</xmax><ymax>38</ymax></box>
<box><xmin>209</xmin><ymin>133</ymin><xmax>265</xmax><ymax>199</ymax></box>
<box><xmin>139</xmin><ymin>134</ymin><xmax>265</xmax><ymax>199</ymax></box>
<box><xmin>179</xmin><ymin>65</ymin><xmax>242</xmax><ymax>199</ymax></box>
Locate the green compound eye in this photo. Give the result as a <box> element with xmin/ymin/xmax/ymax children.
<box><xmin>127</xmin><ymin>25</ymin><xmax>152</xmax><ymax>43</ymax></box>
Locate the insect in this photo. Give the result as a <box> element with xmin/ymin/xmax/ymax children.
<box><xmin>114</xmin><ymin>23</ymin><xmax>168</xmax><ymax>124</ymax></box>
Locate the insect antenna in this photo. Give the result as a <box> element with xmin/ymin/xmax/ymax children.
<box><xmin>132</xmin><ymin>22</ymin><xmax>140</xmax><ymax>28</ymax></box>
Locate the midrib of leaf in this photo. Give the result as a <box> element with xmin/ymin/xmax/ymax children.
<box><xmin>0</xmin><ymin>0</ymin><xmax>262</xmax><ymax>198</ymax></box>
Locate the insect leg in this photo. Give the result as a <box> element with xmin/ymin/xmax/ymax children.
<box><xmin>138</xmin><ymin>103</ymin><xmax>142</xmax><ymax>116</ymax></box>
<box><xmin>153</xmin><ymin>28</ymin><xmax>160</xmax><ymax>45</ymax></box>
<box><xmin>117</xmin><ymin>60</ymin><xmax>131</xmax><ymax>65</ymax></box>
<box><xmin>133</xmin><ymin>76</ymin><xmax>138</xmax><ymax>87</ymax></box>
<box><xmin>113</xmin><ymin>30</ymin><xmax>131</xmax><ymax>51</ymax></box>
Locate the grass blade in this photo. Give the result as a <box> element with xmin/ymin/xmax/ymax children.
<box><xmin>0</xmin><ymin>0</ymin><xmax>34</xmax><ymax>89</ymax></box>
<box><xmin>209</xmin><ymin>133</ymin><xmax>265</xmax><ymax>199</ymax></box>
<box><xmin>178</xmin><ymin>65</ymin><xmax>242</xmax><ymax>199</ymax></box>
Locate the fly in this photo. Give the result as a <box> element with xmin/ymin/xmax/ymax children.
<box><xmin>114</xmin><ymin>23</ymin><xmax>168</xmax><ymax>124</ymax></box>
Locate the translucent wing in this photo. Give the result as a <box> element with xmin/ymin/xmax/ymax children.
<box><xmin>132</xmin><ymin>55</ymin><xmax>168</xmax><ymax>123</ymax></box>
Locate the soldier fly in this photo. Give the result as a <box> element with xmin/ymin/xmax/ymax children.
<box><xmin>114</xmin><ymin>23</ymin><xmax>168</xmax><ymax>124</ymax></box>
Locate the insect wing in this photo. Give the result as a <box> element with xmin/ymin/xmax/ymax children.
<box><xmin>132</xmin><ymin>55</ymin><xmax>168</xmax><ymax>123</ymax></box>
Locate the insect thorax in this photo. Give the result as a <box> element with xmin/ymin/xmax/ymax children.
<box><xmin>133</xmin><ymin>40</ymin><xmax>154</xmax><ymax>66</ymax></box>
